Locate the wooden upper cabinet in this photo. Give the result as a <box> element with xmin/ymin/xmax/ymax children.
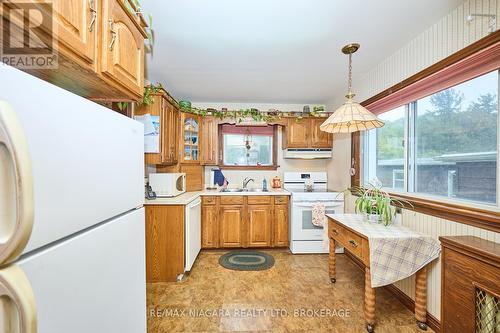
<box><xmin>201</xmin><ymin>116</ymin><xmax>218</xmax><ymax>165</ymax></box>
<box><xmin>169</xmin><ymin>105</ymin><xmax>180</xmax><ymax>164</ymax></box>
<box><xmin>135</xmin><ymin>92</ymin><xmax>178</xmax><ymax>166</ymax></box>
<box><xmin>100</xmin><ymin>0</ymin><xmax>145</xmax><ymax>99</ymax></box>
<box><xmin>220</xmin><ymin>206</ymin><xmax>244</xmax><ymax>248</ymax></box>
<box><xmin>201</xmin><ymin>205</ymin><xmax>219</xmax><ymax>249</ymax></box>
<box><xmin>285</xmin><ymin>118</ymin><xmax>309</xmax><ymax>148</ymax></box>
<box><xmin>247</xmin><ymin>205</ymin><xmax>272</xmax><ymax>247</ymax></box>
<box><xmin>180</xmin><ymin>113</ymin><xmax>201</xmax><ymax>164</ymax></box>
<box><xmin>1</xmin><ymin>0</ymin><xmax>147</xmax><ymax>101</ymax></box>
<box><xmin>283</xmin><ymin>117</ymin><xmax>333</xmax><ymax>149</ymax></box>
<box><xmin>310</xmin><ymin>118</ymin><xmax>332</xmax><ymax>148</ymax></box>
<box><xmin>179</xmin><ymin>165</ymin><xmax>204</xmax><ymax>191</ymax></box>
<box><xmin>274</xmin><ymin>205</ymin><xmax>289</xmax><ymax>247</ymax></box>
<box><xmin>53</xmin><ymin>0</ymin><xmax>97</xmax><ymax>69</ymax></box>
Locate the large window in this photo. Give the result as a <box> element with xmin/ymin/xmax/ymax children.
<box><xmin>220</xmin><ymin>125</ymin><xmax>277</xmax><ymax>168</ymax></box>
<box><xmin>363</xmin><ymin>70</ymin><xmax>499</xmax><ymax>206</ymax></box>
<box><xmin>364</xmin><ymin>106</ymin><xmax>406</xmax><ymax>190</ymax></box>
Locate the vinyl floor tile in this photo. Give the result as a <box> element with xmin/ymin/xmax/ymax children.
<box><xmin>147</xmin><ymin>249</ymin><xmax>434</xmax><ymax>333</ymax></box>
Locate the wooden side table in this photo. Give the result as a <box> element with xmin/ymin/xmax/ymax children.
<box><xmin>328</xmin><ymin>217</ymin><xmax>429</xmax><ymax>332</ymax></box>
<box><xmin>440</xmin><ymin>236</ymin><xmax>500</xmax><ymax>333</ymax></box>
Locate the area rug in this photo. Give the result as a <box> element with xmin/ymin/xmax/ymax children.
<box><xmin>219</xmin><ymin>251</ymin><xmax>275</xmax><ymax>271</ymax></box>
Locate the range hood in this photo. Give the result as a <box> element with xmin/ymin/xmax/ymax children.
<box><xmin>283</xmin><ymin>148</ymin><xmax>332</xmax><ymax>159</ymax></box>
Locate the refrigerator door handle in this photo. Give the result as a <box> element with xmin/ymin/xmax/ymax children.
<box><xmin>0</xmin><ymin>102</ymin><xmax>34</xmax><ymax>264</ymax></box>
<box><xmin>0</xmin><ymin>265</ymin><xmax>37</xmax><ymax>332</ymax></box>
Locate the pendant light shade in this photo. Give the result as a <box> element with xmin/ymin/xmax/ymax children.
<box><xmin>319</xmin><ymin>97</ymin><xmax>385</xmax><ymax>133</ymax></box>
<box><xmin>320</xmin><ymin>43</ymin><xmax>384</xmax><ymax>134</ymax></box>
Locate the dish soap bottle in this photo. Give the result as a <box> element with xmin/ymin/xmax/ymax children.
<box><xmin>262</xmin><ymin>178</ymin><xmax>268</xmax><ymax>191</ymax></box>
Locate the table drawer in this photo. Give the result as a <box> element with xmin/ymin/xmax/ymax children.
<box><xmin>274</xmin><ymin>196</ymin><xmax>288</xmax><ymax>205</ymax></box>
<box><xmin>202</xmin><ymin>196</ymin><xmax>217</xmax><ymax>205</ymax></box>
<box><xmin>247</xmin><ymin>196</ymin><xmax>271</xmax><ymax>205</ymax></box>
<box><xmin>330</xmin><ymin>222</ymin><xmax>363</xmax><ymax>259</ymax></box>
<box><xmin>220</xmin><ymin>196</ymin><xmax>244</xmax><ymax>205</ymax></box>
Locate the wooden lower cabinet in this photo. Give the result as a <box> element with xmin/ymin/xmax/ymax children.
<box><xmin>440</xmin><ymin>236</ymin><xmax>500</xmax><ymax>333</ymax></box>
<box><xmin>274</xmin><ymin>205</ymin><xmax>289</xmax><ymax>247</ymax></box>
<box><xmin>145</xmin><ymin>205</ymin><xmax>184</xmax><ymax>282</ymax></box>
<box><xmin>220</xmin><ymin>206</ymin><xmax>245</xmax><ymax>247</ymax></box>
<box><xmin>201</xmin><ymin>205</ymin><xmax>219</xmax><ymax>248</ymax></box>
<box><xmin>248</xmin><ymin>205</ymin><xmax>272</xmax><ymax>247</ymax></box>
<box><xmin>201</xmin><ymin>195</ymin><xmax>289</xmax><ymax>249</ymax></box>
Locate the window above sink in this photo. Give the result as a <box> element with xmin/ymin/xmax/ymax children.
<box><xmin>219</xmin><ymin>124</ymin><xmax>278</xmax><ymax>170</ymax></box>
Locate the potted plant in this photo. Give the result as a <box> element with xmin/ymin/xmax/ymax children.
<box><xmin>350</xmin><ymin>179</ymin><xmax>412</xmax><ymax>226</ymax></box>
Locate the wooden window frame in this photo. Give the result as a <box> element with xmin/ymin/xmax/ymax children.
<box><xmin>218</xmin><ymin>124</ymin><xmax>279</xmax><ymax>170</ymax></box>
<box><xmin>351</xmin><ymin>30</ymin><xmax>500</xmax><ymax>233</ymax></box>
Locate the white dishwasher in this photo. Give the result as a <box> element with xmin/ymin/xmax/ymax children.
<box><xmin>185</xmin><ymin>197</ymin><xmax>202</xmax><ymax>271</ymax></box>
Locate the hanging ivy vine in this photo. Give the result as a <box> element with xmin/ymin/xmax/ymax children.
<box><xmin>141</xmin><ymin>83</ymin><xmax>164</xmax><ymax>106</ymax></box>
<box><xmin>117</xmin><ymin>84</ymin><xmax>329</xmax><ymax>122</ymax></box>
<box><xmin>178</xmin><ymin>105</ymin><xmax>328</xmax><ymax>123</ymax></box>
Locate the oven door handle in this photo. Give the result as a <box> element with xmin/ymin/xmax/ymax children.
<box><xmin>293</xmin><ymin>203</ymin><xmax>343</xmax><ymax>208</ymax></box>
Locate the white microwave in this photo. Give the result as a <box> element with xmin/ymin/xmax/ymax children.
<box><xmin>149</xmin><ymin>173</ymin><xmax>186</xmax><ymax>197</ymax></box>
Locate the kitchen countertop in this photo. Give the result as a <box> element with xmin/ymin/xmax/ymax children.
<box><xmin>144</xmin><ymin>188</ymin><xmax>291</xmax><ymax>206</ymax></box>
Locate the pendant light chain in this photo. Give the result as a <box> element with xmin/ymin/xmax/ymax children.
<box><xmin>347</xmin><ymin>53</ymin><xmax>353</xmax><ymax>97</ymax></box>
<box><xmin>319</xmin><ymin>42</ymin><xmax>385</xmax><ymax>134</ymax></box>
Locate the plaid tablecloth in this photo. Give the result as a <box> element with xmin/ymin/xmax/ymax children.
<box><xmin>326</xmin><ymin>214</ymin><xmax>441</xmax><ymax>288</ymax></box>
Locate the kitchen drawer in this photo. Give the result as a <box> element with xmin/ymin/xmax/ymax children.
<box><xmin>330</xmin><ymin>222</ymin><xmax>364</xmax><ymax>259</ymax></box>
<box><xmin>274</xmin><ymin>196</ymin><xmax>288</xmax><ymax>205</ymax></box>
<box><xmin>247</xmin><ymin>196</ymin><xmax>271</xmax><ymax>205</ymax></box>
<box><xmin>329</xmin><ymin>221</ymin><xmax>345</xmax><ymax>243</ymax></box>
<box><xmin>202</xmin><ymin>196</ymin><xmax>217</xmax><ymax>205</ymax></box>
<box><xmin>220</xmin><ymin>196</ymin><xmax>244</xmax><ymax>205</ymax></box>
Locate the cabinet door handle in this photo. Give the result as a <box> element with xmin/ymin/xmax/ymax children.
<box><xmin>88</xmin><ymin>0</ymin><xmax>97</xmax><ymax>32</ymax></box>
<box><xmin>348</xmin><ymin>240</ymin><xmax>358</xmax><ymax>248</ymax></box>
<box><xmin>109</xmin><ymin>19</ymin><xmax>117</xmax><ymax>51</ymax></box>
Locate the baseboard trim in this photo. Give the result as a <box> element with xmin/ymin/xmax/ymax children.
<box><xmin>343</xmin><ymin>252</ymin><xmax>441</xmax><ymax>332</ymax></box>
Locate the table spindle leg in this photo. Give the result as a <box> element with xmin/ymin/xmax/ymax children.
<box><xmin>364</xmin><ymin>267</ymin><xmax>376</xmax><ymax>333</ymax></box>
<box><xmin>329</xmin><ymin>237</ymin><xmax>336</xmax><ymax>283</ymax></box>
<box><xmin>415</xmin><ymin>267</ymin><xmax>428</xmax><ymax>330</ymax></box>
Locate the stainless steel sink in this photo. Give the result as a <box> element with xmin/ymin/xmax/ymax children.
<box><xmin>245</xmin><ymin>188</ymin><xmax>269</xmax><ymax>192</ymax></box>
<box><xmin>219</xmin><ymin>188</ymin><xmax>269</xmax><ymax>193</ymax></box>
<box><xmin>220</xmin><ymin>188</ymin><xmax>244</xmax><ymax>192</ymax></box>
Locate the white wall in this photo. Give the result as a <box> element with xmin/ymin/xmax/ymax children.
<box><xmin>203</xmin><ymin>126</ymin><xmax>332</xmax><ymax>188</ymax></box>
<box><xmin>329</xmin><ymin>0</ymin><xmax>500</xmax><ymax>107</ymax></box>
<box><xmin>340</xmin><ymin>0</ymin><xmax>500</xmax><ymax>321</ymax></box>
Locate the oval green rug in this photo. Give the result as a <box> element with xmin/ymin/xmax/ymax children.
<box><xmin>219</xmin><ymin>251</ymin><xmax>275</xmax><ymax>271</ymax></box>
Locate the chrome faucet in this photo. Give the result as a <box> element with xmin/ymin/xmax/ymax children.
<box><xmin>242</xmin><ymin>177</ymin><xmax>255</xmax><ymax>189</ymax></box>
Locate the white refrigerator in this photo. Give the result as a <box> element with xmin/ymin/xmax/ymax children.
<box><xmin>0</xmin><ymin>65</ymin><xmax>146</xmax><ymax>332</ymax></box>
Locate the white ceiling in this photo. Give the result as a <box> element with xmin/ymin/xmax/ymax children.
<box><xmin>141</xmin><ymin>0</ymin><xmax>463</xmax><ymax>105</ymax></box>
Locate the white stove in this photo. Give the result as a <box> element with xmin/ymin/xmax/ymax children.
<box><xmin>284</xmin><ymin>172</ymin><xmax>344</xmax><ymax>254</ymax></box>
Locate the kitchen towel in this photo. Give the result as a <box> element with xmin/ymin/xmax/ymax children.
<box><xmin>214</xmin><ymin>169</ymin><xmax>226</xmax><ymax>186</ymax></box>
<box><xmin>312</xmin><ymin>203</ymin><xmax>326</xmax><ymax>227</ymax></box>
<box><xmin>312</xmin><ymin>202</ymin><xmax>329</xmax><ymax>248</ymax></box>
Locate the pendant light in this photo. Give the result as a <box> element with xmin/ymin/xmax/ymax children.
<box><xmin>320</xmin><ymin>43</ymin><xmax>384</xmax><ymax>133</ymax></box>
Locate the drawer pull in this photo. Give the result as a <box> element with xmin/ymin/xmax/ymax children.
<box><xmin>348</xmin><ymin>240</ymin><xmax>358</xmax><ymax>248</ymax></box>
<box><xmin>332</xmin><ymin>229</ymin><xmax>339</xmax><ymax>236</ymax></box>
